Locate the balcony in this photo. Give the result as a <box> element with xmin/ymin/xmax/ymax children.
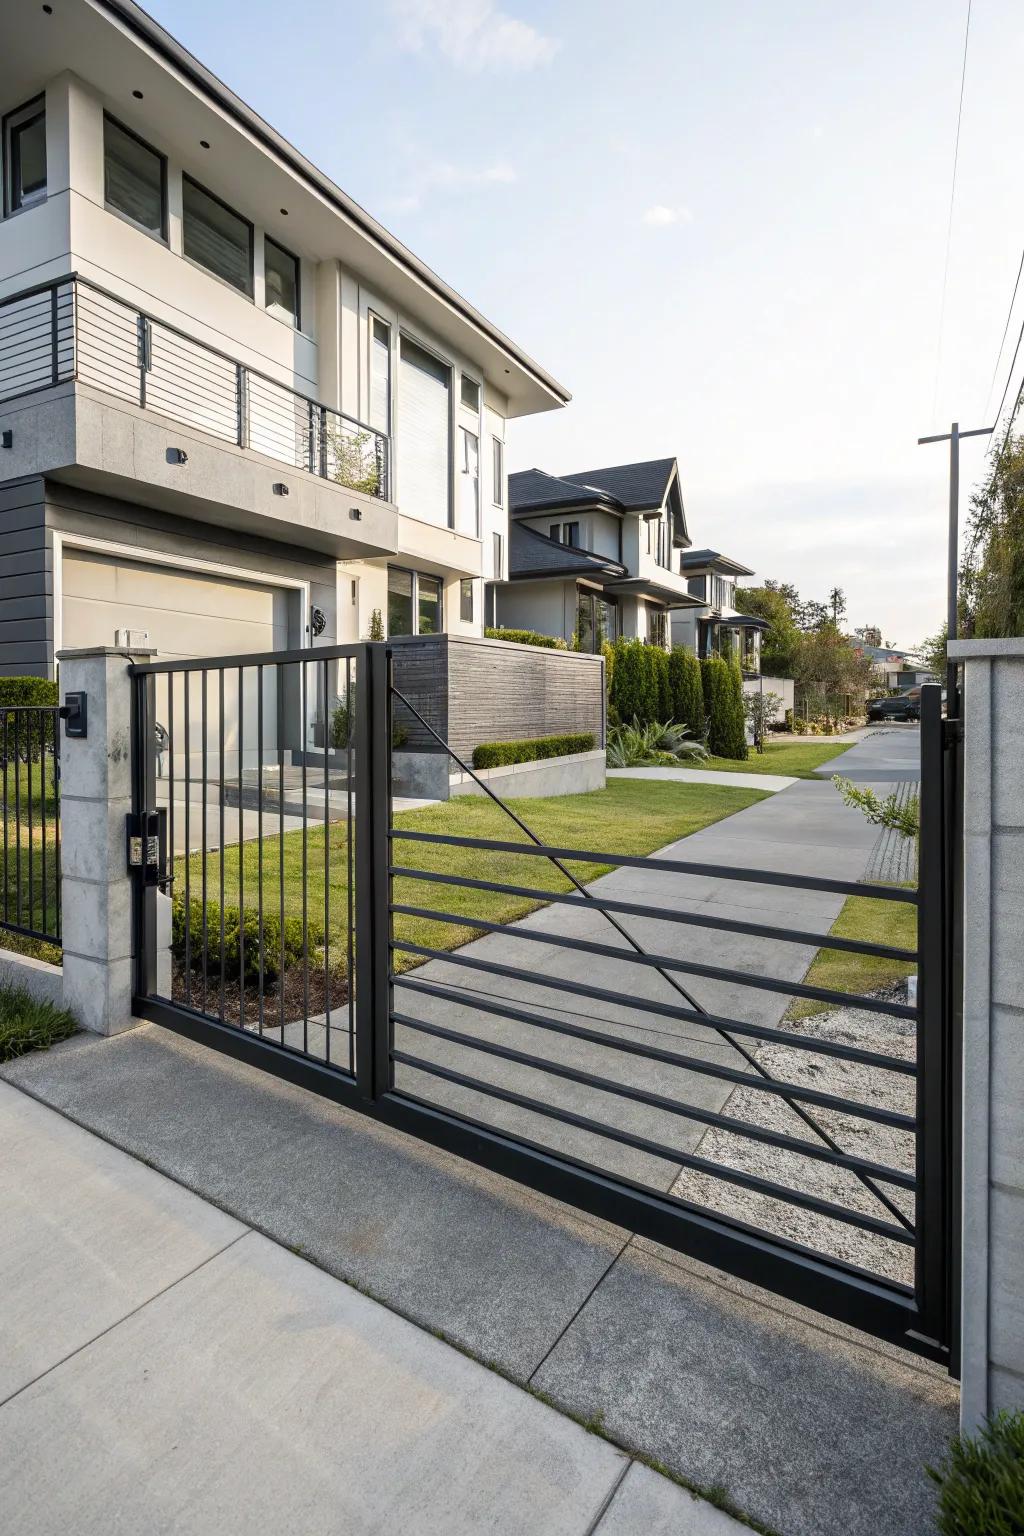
<box><xmin>0</xmin><ymin>274</ymin><xmax>389</xmax><ymax>500</ymax></box>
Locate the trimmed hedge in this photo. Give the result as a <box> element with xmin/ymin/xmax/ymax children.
<box><xmin>172</xmin><ymin>896</ymin><xmax>325</xmax><ymax>985</ymax></box>
<box><xmin>609</xmin><ymin>638</ymin><xmax>661</xmax><ymax>726</ymax></box>
<box><xmin>668</xmin><ymin>648</ymin><xmax>704</xmax><ymax>738</ymax></box>
<box><xmin>484</xmin><ymin>627</ymin><xmax>567</xmax><ymax>649</ymax></box>
<box><xmin>0</xmin><ymin>677</ymin><xmax>59</xmax><ymax>762</ymax></box>
<box><xmin>701</xmin><ymin>656</ymin><xmax>747</xmax><ymax>759</ymax></box>
<box><xmin>472</xmin><ymin>732</ymin><xmax>595</xmax><ymax>769</ymax></box>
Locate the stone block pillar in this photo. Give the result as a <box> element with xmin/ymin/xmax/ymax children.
<box><xmin>57</xmin><ymin>645</ymin><xmax>156</xmax><ymax>1035</ymax></box>
<box><xmin>949</xmin><ymin>637</ymin><xmax>1024</xmax><ymax>1431</ymax></box>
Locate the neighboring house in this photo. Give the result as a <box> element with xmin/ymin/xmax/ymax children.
<box><xmin>848</xmin><ymin>642</ymin><xmax>926</xmax><ymax>691</ymax></box>
<box><xmin>672</xmin><ymin>550</ymin><xmax>767</xmax><ymax>675</ymax></box>
<box><xmin>0</xmin><ymin>0</ymin><xmax>569</xmax><ymax>691</ymax></box>
<box><xmin>494</xmin><ymin>459</ymin><xmax>702</xmax><ymax>650</ymax></box>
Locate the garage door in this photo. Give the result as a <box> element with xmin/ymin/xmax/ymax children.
<box><xmin>61</xmin><ymin>548</ymin><xmax>290</xmax><ymax>660</ymax></box>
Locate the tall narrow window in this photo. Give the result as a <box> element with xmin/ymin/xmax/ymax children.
<box><xmin>460</xmin><ymin>578</ymin><xmax>474</xmax><ymax>623</ymax></box>
<box><xmin>399</xmin><ymin>335</ymin><xmax>451</xmax><ymax>527</ymax></box>
<box><xmin>182</xmin><ymin>175</ymin><xmax>254</xmax><ymax>297</ymax></box>
<box><xmin>492</xmin><ymin>531</ymin><xmax>503</xmax><ymax>580</ymax></box>
<box><xmin>418</xmin><ymin>574</ymin><xmax>442</xmax><ymax>635</ymax></box>
<box><xmin>369</xmin><ymin>316</ymin><xmax>391</xmax><ymax>433</ymax></box>
<box><xmin>104</xmin><ymin>115</ymin><xmax>166</xmax><ymax>238</ymax></box>
<box><xmin>458</xmin><ymin>427</ymin><xmax>480</xmax><ymax>536</ymax></box>
<box><xmin>387</xmin><ymin>568</ymin><xmax>414</xmax><ymax>636</ymax></box>
<box><xmin>492</xmin><ymin>436</ymin><xmax>504</xmax><ymax>506</ymax></box>
<box><xmin>4</xmin><ymin>97</ymin><xmax>46</xmax><ymax>215</ymax></box>
<box><xmin>563</xmin><ymin>521</ymin><xmax>580</xmax><ymax>548</ymax></box>
<box><xmin>264</xmin><ymin>236</ymin><xmax>300</xmax><ymax>327</ymax></box>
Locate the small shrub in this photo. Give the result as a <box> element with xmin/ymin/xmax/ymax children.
<box><xmin>367</xmin><ymin>608</ymin><xmax>385</xmax><ymax>642</ymax></box>
<box><xmin>0</xmin><ymin>984</ymin><xmax>77</xmax><ymax>1063</ymax></box>
<box><xmin>472</xmin><ymin>732</ymin><xmax>595</xmax><ymax>769</ymax></box>
<box><xmin>172</xmin><ymin>897</ymin><xmax>324</xmax><ymax>985</ymax></box>
<box><xmin>927</xmin><ymin>1410</ymin><xmax>1024</xmax><ymax>1535</ymax></box>
<box><xmin>484</xmin><ymin>627</ymin><xmax>567</xmax><ymax>649</ymax></box>
<box><xmin>607</xmin><ymin>718</ymin><xmax>708</xmax><ymax>768</ymax></box>
<box><xmin>833</xmin><ymin>777</ymin><xmax>920</xmax><ymax>839</ymax></box>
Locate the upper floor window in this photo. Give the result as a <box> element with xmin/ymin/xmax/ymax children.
<box><xmin>399</xmin><ymin>335</ymin><xmax>451</xmax><ymax>528</ymax></box>
<box><xmin>550</xmin><ymin>521</ymin><xmax>580</xmax><ymax>547</ymax></box>
<box><xmin>369</xmin><ymin>316</ymin><xmax>391</xmax><ymax>434</ymax></box>
<box><xmin>687</xmin><ymin>574</ymin><xmax>707</xmax><ymax>601</ymax></box>
<box><xmin>103</xmin><ymin>115</ymin><xmax>166</xmax><ymax>239</ymax></box>
<box><xmin>4</xmin><ymin>97</ymin><xmax>46</xmax><ymax>216</ymax></box>
<box><xmin>458</xmin><ymin>427</ymin><xmax>480</xmax><ymax>537</ymax></box>
<box><xmin>492</xmin><ymin>437</ymin><xmax>504</xmax><ymax>506</ymax></box>
<box><xmin>264</xmin><ymin>235</ymin><xmax>300</xmax><ymax>327</ymax></box>
<box><xmin>182</xmin><ymin>174</ymin><xmax>254</xmax><ymax>297</ymax></box>
<box><xmin>460</xmin><ymin>374</ymin><xmax>480</xmax><ymax>412</ymax></box>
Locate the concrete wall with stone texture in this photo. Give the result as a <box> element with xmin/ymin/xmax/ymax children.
<box><xmin>949</xmin><ymin>637</ymin><xmax>1024</xmax><ymax>1432</ymax></box>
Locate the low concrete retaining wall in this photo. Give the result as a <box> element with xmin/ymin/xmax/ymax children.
<box><xmin>0</xmin><ymin>949</ymin><xmax>63</xmax><ymax>1009</ymax></box>
<box><xmin>949</xmin><ymin>637</ymin><xmax>1024</xmax><ymax>1432</ymax></box>
<box><xmin>394</xmin><ymin>748</ymin><xmax>606</xmax><ymax>801</ymax></box>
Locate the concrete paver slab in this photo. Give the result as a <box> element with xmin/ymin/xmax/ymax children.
<box><xmin>2</xmin><ymin>1027</ymin><xmax>627</xmax><ymax>1380</ymax></box>
<box><xmin>0</xmin><ymin>1080</ymin><xmax>244</xmax><ymax>1402</ymax></box>
<box><xmin>533</xmin><ymin>1239</ymin><xmax>955</xmax><ymax>1536</ymax></box>
<box><xmin>0</xmin><ymin>1227</ymin><xmax>629</xmax><ymax>1536</ymax></box>
<box><xmin>596</xmin><ymin>1461</ymin><xmax>749</xmax><ymax>1534</ymax></box>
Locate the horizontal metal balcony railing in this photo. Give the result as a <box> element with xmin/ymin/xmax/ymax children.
<box><xmin>0</xmin><ymin>274</ymin><xmax>390</xmax><ymax>500</ymax></box>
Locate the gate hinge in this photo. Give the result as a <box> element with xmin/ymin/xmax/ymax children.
<box><xmin>126</xmin><ymin>809</ymin><xmax>168</xmax><ymax>887</ymax></box>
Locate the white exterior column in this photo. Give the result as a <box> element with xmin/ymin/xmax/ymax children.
<box><xmin>950</xmin><ymin>637</ymin><xmax>1024</xmax><ymax>1431</ymax></box>
<box><xmin>57</xmin><ymin>645</ymin><xmax>156</xmax><ymax>1036</ymax></box>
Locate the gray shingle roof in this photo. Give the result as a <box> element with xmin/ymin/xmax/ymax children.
<box><xmin>680</xmin><ymin>549</ymin><xmax>755</xmax><ymax>576</ymax></box>
<box><xmin>508</xmin><ymin>521</ymin><xmax>627</xmax><ymax>579</ymax></box>
<box><xmin>509</xmin><ymin>469</ymin><xmax>619</xmax><ymax>513</ymax></box>
<box><xmin>559</xmin><ymin>459</ymin><xmax>678</xmax><ymax>511</ymax></box>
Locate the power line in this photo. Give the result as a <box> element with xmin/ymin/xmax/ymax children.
<box><xmin>929</xmin><ymin>0</ymin><xmax>973</xmax><ymax>427</ymax></box>
<box><xmin>989</xmin><ymin>309</ymin><xmax>1024</xmax><ymax>443</ymax></box>
<box><xmin>983</xmin><ymin>245</ymin><xmax>1024</xmax><ymax>421</ymax></box>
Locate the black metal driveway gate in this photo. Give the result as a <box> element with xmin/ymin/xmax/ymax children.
<box><xmin>130</xmin><ymin>648</ymin><xmax>961</xmax><ymax>1370</ymax></box>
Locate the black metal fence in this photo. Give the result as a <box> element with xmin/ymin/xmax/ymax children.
<box><xmin>0</xmin><ymin>274</ymin><xmax>389</xmax><ymax>499</ymax></box>
<box><xmin>1</xmin><ymin>706</ymin><xmax>62</xmax><ymax>945</ymax></box>
<box><xmin>129</xmin><ymin>651</ymin><xmax>958</xmax><ymax>1366</ymax></box>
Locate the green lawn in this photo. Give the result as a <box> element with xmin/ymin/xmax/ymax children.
<box><xmin>702</xmin><ymin>739</ymin><xmax>852</xmax><ymax>779</ymax></box>
<box><xmin>787</xmin><ymin>892</ymin><xmax>917</xmax><ymax>1021</ymax></box>
<box><xmin>176</xmin><ymin>778</ymin><xmax>768</xmax><ymax>976</ymax></box>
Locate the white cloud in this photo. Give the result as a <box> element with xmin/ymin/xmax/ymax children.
<box><xmin>642</xmin><ymin>204</ymin><xmax>694</xmax><ymax>228</ymax></box>
<box><xmin>386</xmin><ymin>159</ymin><xmax>518</xmax><ymax>213</ymax></box>
<box><xmin>393</xmin><ymin>0</ymin><xmax>559</xmax><ymax>72</ymax></box>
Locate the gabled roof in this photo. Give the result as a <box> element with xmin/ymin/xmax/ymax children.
<box><xmin>559</xmin><ymin>459</ymin><xmax>678</xmax><ymax>512</ymax></box>
<box><xmin>508</xmin><ymin>522</ymin><xmax>627</xmax><ymax>581</ymax></box>
<box><xmin>680</xmin><ymin>549</ymin><xmax>755</xmax><ymax>577</ymax></box>
<box><xmin>508</xmin><ymin>469</ymin><xmax>619</xmax><ymax>515</ymax></box>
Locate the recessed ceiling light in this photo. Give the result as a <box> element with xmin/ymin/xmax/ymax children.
<box><xmin>132</xmin><ymin>90</ymin><xmax>143</xmax><ymax>99</ymax></box>
<box><xmin>42</xmin><ymin>4</ymin><xmax>53</xmax><ymax>12</ymax></box>
<box><xmin>280</xmin><ymin>208</ymin><xmax>288</xmax><ymax>216</ymax></box>
<box><xmin>200</xmin><ymin>139</ymin><xmax>210</xmax><ymax>149</ymax></box>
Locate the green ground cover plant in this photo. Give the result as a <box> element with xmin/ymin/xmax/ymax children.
<box><xmin>0</xmin><ymin>984</ymin><xmax>77</xmax><ymax>1062</ymax></box>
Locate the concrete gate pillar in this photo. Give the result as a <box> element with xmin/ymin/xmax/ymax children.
<box><xmin>57</xmin><ymin>645</ymin><xmax>168</xmax><ymax>1036</ymax></box>
<box><xmin>950</xmin><ymin>637</ymin><xmax>1024</xmax><ymax>1432</ymax></box>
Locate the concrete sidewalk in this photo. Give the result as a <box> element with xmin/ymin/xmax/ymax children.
<box><xmin>0</xmin><ymin>1079</ymin><xmax>743</xmax><ymax>1536</ymax></box>
<box><xmin>608</xmin><ymin>765</ymin><xmax>797</xmax><ymax>791</ymax></box>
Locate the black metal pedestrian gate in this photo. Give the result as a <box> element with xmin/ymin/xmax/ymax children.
<box><xmin>129</xmin><ymin>647</ymin><xmax>962</xmax><ymax>1370</ymax></box>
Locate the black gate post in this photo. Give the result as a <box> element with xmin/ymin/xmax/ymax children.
<box><xmin>131</xmin><ymin>668</ymin><xmax>159</xmax><ymax>1001</ymax></box>
<box><xmin>353</xmin><ymin>642</ymin><xmax>393</xmax><ymax>1100</ymax></box>
<box><xmin>916</xmin><ymin>683</ymin><xmax>953</xmax><ymax>1362</ymax></box>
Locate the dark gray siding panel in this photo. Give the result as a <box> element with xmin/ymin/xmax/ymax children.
<box><xmin>392</xmin><ymin>634</ymin><xmax>605</xmax><ymax>760</ymax></box>
<box><xmin>0</xmin><ymin>477</ymin><xmax>49</xmax><ymax>676</ymax></box>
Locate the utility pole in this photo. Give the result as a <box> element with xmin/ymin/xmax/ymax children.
<box><xmin>917</xmin><ymin>420</ymin><xmax>993</xmax><ymax>702</ymax></box>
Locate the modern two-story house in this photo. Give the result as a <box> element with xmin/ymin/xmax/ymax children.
<box><xmin>494</xmin><ymin>459</ymin><xmax>704</xmax><ymax>650</ymax></box>
<box><xmin>0</xmin><ymin>0</ymin><xmax>569</xmax><ymax>695</ymax></box>
<box><xmin>672</xmin><ymin>548</ymin><xmax>766</xmax><ymax>673</ymax></box>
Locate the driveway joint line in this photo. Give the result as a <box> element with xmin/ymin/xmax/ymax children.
<box><xmin>526</xmin><ymin>1233</ymin><xmax>634</xmax><ymax>1385</ymax></box>
<box><xmin>584</xmin><ymin>1457</ymin><xmax>634</xmax><ymax>1535</ymax></box>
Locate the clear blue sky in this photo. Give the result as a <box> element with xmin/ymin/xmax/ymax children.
<box><xmin>144</xmin><ymin>0</ymin><xmax>1024</xmax><ymax>647</ymax></box>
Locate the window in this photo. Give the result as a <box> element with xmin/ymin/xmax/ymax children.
<box><xmin>399</xmin><ymin>335</ymin><xmax>451</xmax><ymax>527</ymax></box>
<box><xmin>460</xmin><ymin>578</ymin><xmax>474</xmax><ymax>623</ymax></box>
<box><xmin>550</xmin><ymin>522</ymin><xmax>580</xmax><ymax>547</ymax></box>
<box><xmin>264</xmin><ymin>236</ymin><xmax>300</xmax><ymax>327</ymax></box>
<box><xmin>4</xmin><ymin>97</ymin><xmax>46</xmax><ymax>215</ymax></box>
<box><xmin>648</xmin><ymin>608</ymin><xmax>668</xmax><ymax>648</ymax></box>
<box><xmin>103</xmin><ymin>115</ymin><xmax>166</xmax><ymax>238</ymax></box>
<box><xmin>182</xmin><ymin>175</ymin><xmax>254</xmax><ymax>297</ymax></box>
<box><xmin>492</xmin><ymin>436</ymin><xmax>503</xmax><ymax>506</ymax></box>
<box><xmin>492</xmin><ymin>531</ymin><xmax>503</xmax><ymax>581</ymax></box>
<box><xmin>387</xmin><ymin>568</ymin><xmax>414</xmax><ymax>636</ymax></box>
<box><xmin>576</xmin><ymin>590</ymin><xmax>618</xmax><ymax>654</ymax></box>
<box><xmin>387</xmin><ymin>567</ymin><xmax>443</xmax><ymax>636</ymax></box>
<box><xmin>458</xmin><ymin>427</ymin><xmax>479</xmax><ymax>536</ymax></box>
<box><xmin>369</xmin><ymin>316</ymin><xmax>391</xmax><ymax>433</ymax></box>
<box><xmin>686</xmin><ymin>574</ymin><xmax>707</xmax><ymax>601</ymax></box>
<box><xmin>460</xmin><ymin>374</ymin><xmax>480</xmax><ymax>412</ymax></box>
<box><xmin>418</xmin><ymin>573</ymin><xmax>442</xmax><ymax>635</ymax></box>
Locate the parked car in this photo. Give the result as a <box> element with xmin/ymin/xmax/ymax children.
<box><xmin>867</xmin><ymin>695</ymin><xmax>919</xmax><ymax>722</ymax></box>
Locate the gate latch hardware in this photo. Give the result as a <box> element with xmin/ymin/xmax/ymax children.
<box><xmin>60</xmin><ymin>692</ymin><xmax>87</xmax><ymax>738</ymax></box>
<box><xmin>126</xmin><ymin>810</ymin><xmax>168</xmax><ymax>888</ymax></box>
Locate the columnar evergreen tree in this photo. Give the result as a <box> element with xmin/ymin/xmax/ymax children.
<box><xmin>667</xmin><ymin>648</ymin><xmax>705</xmax><ymax>737</ymax></box>
<box><xmin>701</xmin><ymin>656</ymin><xmax>747</xmax><ymax>759</ymax></box>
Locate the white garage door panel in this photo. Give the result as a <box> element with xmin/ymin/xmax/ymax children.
<box><xmin>61</xmin><ymin>549</ymin><xmax>290</xmax><ymax>660</ymax></box>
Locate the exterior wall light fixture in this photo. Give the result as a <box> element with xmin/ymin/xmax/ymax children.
<box><xmin>272</xmin><ymin>482</ymin><xmax>289</xmax><ymax>496</ymax></box>
<box><xmin>166</xmin><ymin>447</ymin><xmax>188</xmax><ymax>465</ymax></box>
